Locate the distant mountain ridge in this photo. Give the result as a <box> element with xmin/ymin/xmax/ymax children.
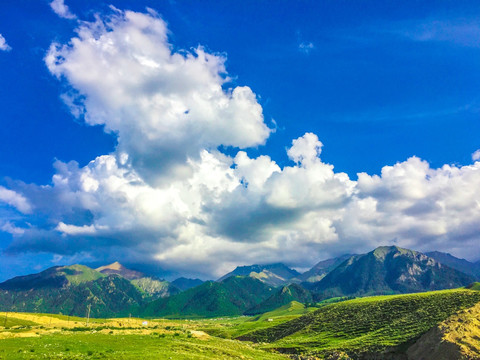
<box><xmin>425</xmin><ymin>251</ymin><xmax>480</xmax><ymax>279</ymax></box>
<box><xmin>218</xmin><ymin>263</ymin><xmax>300</xmax><ymax>286</ymax></box>
<box><xmin>171</xmin><ymin>277</ymin><xmax>204</xmax><ymax>291</ymax></box>
<box><xmin>0</xmin><ymin>246</ymin><xmax>477</xmax><ymax>319</ymax></box>
<box><xmin>297</xmin><ymin>254</ymin><xmax>354</xmax><ymax>283</ymax></box>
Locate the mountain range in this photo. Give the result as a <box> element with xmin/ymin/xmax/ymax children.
<box><xmin>0</xmin><ymin>246</ymin><xmax>477</xmax><ymax>318</ymax></box>
<box><xmin>217</xmin><ymin>263</ymin><xmax>300</xmax><ymax>286</ymax></box>
<box><xmin>310</xmin><ymin>246</ymin><xmax>476</xmax><ymax>298</ymax></box>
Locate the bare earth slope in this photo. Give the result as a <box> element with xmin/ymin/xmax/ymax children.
<box><xmin>407</xmin><ymin>301</ymin><xmax>480</xmax><ymax>360</ymax></box>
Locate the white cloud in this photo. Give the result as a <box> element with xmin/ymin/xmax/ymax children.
<box><xmin>0</xmin><ymin>34</ymin><xmax>11</xmax><ymax>52</ymax></box>
<box><xmin>49</xmin><ymin>0</ymin><xmax>76</xmax><ymax>20</ymax></box>
<box><xmin>472</xmin><ymin>149</ymin><xmax>480</xmax><ymax>161</ymax></box>
<box><xmin>45</xmin><ymin>10</ymin><xmax>270</xmax><ymax>184</ymax></box>
<box><xmin>299</xmin><ymin>41</ymin><xmax>314</xmax><ymax>54</ymax></box>
<box><xmin>0</xmin><ymin>186</ymin><xmax>32</xmax><ymax>214</ymax></box>
<box><xmin>1</xmin><ymin>222</ymin><xmax>25</xmax><ymax>235</ymax></box>
<box><xmin>5</xmin><ymin>9</ymin><xmax>480</xmax><ymax>278</ymax></box>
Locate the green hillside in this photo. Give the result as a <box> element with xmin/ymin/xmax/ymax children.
<box><xmin>311</xmin><ymin>246</ymin><xmax>475</xmax><ymax>297</ymax></box>
<box><xmin>467</xmin><ymin>282</ymin><xmax>480</xmax><ymax>291</ymax></box>
<box><xmin>245</xmin><ymin>283</ymin><xmax>313</xmax><ymax>315</ymax></box>
<box><xmin>0</xmin><ymin>275</ymin><xmax>145</xmax><ymax>318</ymax></box>
<box><xmin>256</xmin><ymin>301</ymin><xmax>317</xmax><ymax>321</ymax></box>
<box><xmin>239</xmin><ymin>288</ymin><xmax>480</xmax><ymax>358</ymax></box>
<box><xmin>141</xmin><ymin>276</ymin><xmax>274</xmax><ymax>318</ymax></box>
<box><xmin>131</xmin><ymin>277</ymin><xmax>180</xmax><ymax>299</ymax></box>
<box><xmin>61</xmin><ymin>265</ymin><xmax>106</xmax><ymax>285</ymax></box>
<box><xmin>171</xmin><ymin>277</ymin><xmax>204</xmax><ymax>291</ymax></box>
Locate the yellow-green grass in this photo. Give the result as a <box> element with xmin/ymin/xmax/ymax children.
<box><xmin>467</xmin><ymin>282</ymin><xmax>480</xmax><ymax>291</ymax></box>
<box><xmin>0</xmin><ymin>312</ymin><xmax>287</xmax><ymax>359</ymax></box>
<box><xmin>0</xmin><ymin>332</ymin><xmax>287</xmax><ymax>359</ymax></box>
<box><xmin>199</xmin><ymin>301</ymin><xmax>317</xmax><ymax>339</ymax></box>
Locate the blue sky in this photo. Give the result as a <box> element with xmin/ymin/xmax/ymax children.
<box><xmin>0</xmin><ymin>0</ymin><xmax>480</xmax><ymax>281</ymax></box>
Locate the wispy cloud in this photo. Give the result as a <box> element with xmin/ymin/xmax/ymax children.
<box><xmin>49</xmin><ymin>0</ymin><xmax>76</xmax><ymax>20</ymax></box>
<box><xmin>394</xmin><ymin>18</ymin><xmax>480</xmax><ymax>48</ymax></box>
<box><xmin>324</xmin><ymin>100</ymin><xmax>480</xmax><ymax>124</ymax></box>
<box><xmin>0</xmin><ymin>34</ymin><xmax>11</xmax><ymax>52</ymax></box>
<box><xmin>298</xmin><ymin>41</ymin><xmax>314</xmax><ymax>54</ymax></box>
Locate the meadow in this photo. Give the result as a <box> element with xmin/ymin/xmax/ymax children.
<box><xmin>0</xmin><ymin>311</ymin><xmax>289</xmax><ymax>359</ymax></box>
<box><xmin>1</xmin><ymin>287</ymin><xmax>480</xmax><ymax>359</ymax></box>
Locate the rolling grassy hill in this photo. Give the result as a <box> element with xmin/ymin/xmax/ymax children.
<box><xmin>467</xmin><ymin>282</ymin><xmax>480</xmax><ymax>291</ymax></box>
<box><xmin>244</xmin><ymin>283</ymin><xmax>313</xmax><ymax>315</ymax></box>
<box><xmin>239</xmin><ymin>288</ymin><xmax>480</xmax><ymax>358</ymax></box>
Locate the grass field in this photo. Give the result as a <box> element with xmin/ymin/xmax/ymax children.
<box><xmin>0</xmin><ymin>312</ymin><xmax>287</xmax><ymax>359</ymax></box>
<box><xmin>1</xmin><ymin>288</ymin><xmax>480</xmax><ymax>359</ymax></box>
<box><xmin>240</xmin><ymin>288</ymin><xmax>480</xmax><ymax>358</ymax></box>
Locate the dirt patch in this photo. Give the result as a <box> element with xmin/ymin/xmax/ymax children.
<box><xmin>407</xmin><ymin>302</ymin><xmax>480</xmax><ymax>360</ymax></box>
<box><xmin>190</xmin><ymin>330</ymin><xmax>210</xmax><ymax>339</ymax></box>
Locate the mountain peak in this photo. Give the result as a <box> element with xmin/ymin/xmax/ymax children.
<box><xmin>96</xmin><ymin>262</ymin><xmax>145</xmax><ymax>280</ymax></box>
<box><xmin>372</xmin><ymin>245</ymin><xmax>417</xmax><ymax>259</ymax></box>
<box><xmin>96</xmin><ymin>261</ymin><xmax>124</xmax><ymax>271</ymax></box>
<box><xmin>217</xmin><ymin>263</ymin><xmax>299</xmax><ymax>286</ymax></box>
<box><xmin>311</xmin><ymin>246</ymin><xmax>474</xmax><ymax>297</ymax></box>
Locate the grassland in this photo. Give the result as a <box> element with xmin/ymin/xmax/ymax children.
<box><xmin>2</xmin><ymin>288</ymin><xmax>480</xmax><ymax>359</ymax></box>
<box><xmin>239</xmin><ymin>288</ymin><xmax>480</xmax><ymax>358</ymax></box>
<box><xmin>0</xmin><ymin>312</ymin><xmax>287</xmax><ymax>359</ymax></box>
<box><xmin>199</xmin><ymin>301</ymin><xmax>318</xmax><ymax>339</ymax></box>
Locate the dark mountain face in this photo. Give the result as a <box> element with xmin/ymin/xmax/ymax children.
<box><xmin>298</xmin><ymin>254</ymin><xmax>354</xmax><ymax>283</ymax></box>
<box><xmin>0</xmin><ymin>266</ymin><xmax>67</xmax><ymax>290</ymax></box>
<box><xmin>245</xmin><ymin>283</ymin><xmax>313</xmax><ymax>315</ymax></box>
<box><xmin>310</xmin><ymin>246</ymin><xmax>475</xmax><ymax>298</ymax></box>
<box><xmin>217</xmin><ymin>263</ymin><xmax>300</xmax><ymax>286</ymax></box>
<box><xmin>425</xmin><ymin>251</ymin><xmax>480</xmax><ymax>279</ymax></box>
<box><xmin>141</xmin><ymin>276</ymin><xmax>274</xmax><ymax>318</ymax></box>
<box><xmin>0</xmin><ymin>264</ymin><xmax>104</xmax><ymax>290</ymax></box>
<box><xmin>171</xmin><ymin>277</ymin><xmax>204</xmax><ymax>291</ymax></box>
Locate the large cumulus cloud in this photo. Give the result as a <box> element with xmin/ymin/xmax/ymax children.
<box><xmin>45</xmin><ymin>9</ymin><xmax>270</xmax><ymax>184</ymax></box>
<box><xmin>2</xmin><ymin>9</ymin><xmax>480</xmax><ymax>278</ymax></box>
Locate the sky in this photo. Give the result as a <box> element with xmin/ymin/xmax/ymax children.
<box><xmin>0</xmin><ymin>0</ymin><xmax>480</xmax><ymax>281</ymax></box>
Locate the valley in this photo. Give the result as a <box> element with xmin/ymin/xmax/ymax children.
<box><xmin>1</xmin><ymin>246</ymin><xmax>480</xmax><ymax>359</ymax></box>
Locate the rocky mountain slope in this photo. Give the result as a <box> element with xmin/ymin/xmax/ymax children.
<box><xmin>310</xmin><ymin>246</ymin><xmax>475</xmax><ymax>297</ymax></box>
<box><xmin>218</xmin><ymin>263</ymin><xmax>300</xmax><ymax>286</ymax></box>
